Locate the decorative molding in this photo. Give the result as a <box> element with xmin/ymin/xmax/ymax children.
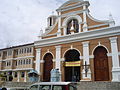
<box><xmin>35</xmin><ymin>26</ymin><xmax>120</xmax><ymax>48</ymax></box>
<box><xmin>88</xmin><ymin>23</ymin><xmax>109</xmax><ymax>29</ymax></box>
<box><xmin>0</xmin><ymin>68</ymin><xmax>33</xmax><ymax>72</ymax></box>
<box><xmin>57</xmin><ymin>1</ymin><xmax>89</xmax><ymax>12</ymax></box>
<box><xmin>107</xmin><ymin>53</ymin><xmax>112</xmax><ymax>56</ymax></box>
<box><xmin>109</xmin><ymin>37</ymin><xmax>117</xmax><ymax>43</ymax></box>
<box><xmin>92</xmin><ymin>44</ymin><xmax>110</xmax><ymax>55</ymax></box>
<box><xmin>2</xmin><ymin>56</ymin><xmax>34</xmax><ymax>61</ymax></box>
<box><xmin>14</xmin><ymin>56</ymin><xmax>34</xmax><ymax>60</ymax></box>
<box><xmin>82</xmin><ymin>41</ymin><xmax>89</xmax><ymax>47</ymax></box>
<box><xmin>87</xmin><ymin>13</ymin><xmax>109</xmax><ymax>23</ymax></box>
<box><xmin>60</xmin><ymin>9</ymin><xmax>88</xmax><ymax>18</ymax></box>
<box><xmin>89</xmin><ymin>55</ymin><xmax>94</xmax><ymax>59</ymax></box>
<box><xmin>42</xmin><ymin>33</ymin><xmax>57</xmax><ymax>38</ymax></box>
<box><xmin>80</xmin><ymin>56</ymin><xmax>83</xmax><ymax>59</ymax></box>
<box><xmin>40</xmin><ymin>60</ymin><xmax>44</xmax><ymax>63</ymax></box>
<box><xmin>55</xmin><ymin>45</ymin><xmax>61</xmax><ymax>49</ymax></box>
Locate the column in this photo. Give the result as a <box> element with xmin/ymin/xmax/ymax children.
<box><xmin>55</xmin><ymin>46</ymin><xmax>61</xmax><ymax>70</ymax></box>
<box><xmin>17</xmin><ymin>71</ymin><xmax>20</xmax><ymax>82</ymax></box>
<box><xmin>82</xmin><ymin>41</ymin><xmax>91</xmax><ymax>81</ymax></box>
<box><xmin>79</xmin><ymin>23</ymin><xmax>81</xmax><ymax>33</ymax></box>
<box><xmin>12</xmin><ymin>71</ymin><xmax>14</xmax><ymax>81</ymax></box>
<box><xmin>35</xmin><ymin>48</ymin><xmax>41</xmax><ymax>75</ymax></box>
<box><xmin>55</xmin><ymin>46</ymin><xmax>61</xmax><ymax>81</ymax></box>
<box><xmin>57</xmin><ymin>12</ymin><xmax>61</xmax><ymax>37</ymax></box>
<box><xmin>24</xmin><ymin>71</ymin><xmax>27</xmax><ymax>82</ymax></box>
<box><xmin>109</xmin><ymin>37</ymin><xmax>120</xmax><ymax>81</ymax></box>
<box><xmin>83</xmin><ymin>5</ymin><xmax>88</xmax><ymax>32</ymax></box>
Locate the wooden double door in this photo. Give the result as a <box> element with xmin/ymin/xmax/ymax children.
<box><xmin>94</xmin><ymin>46</ymin><xmax>110</xmax><ymax>81</ymax></box>
<box><xmin>43</xmin><ymin>53</ymin><xmax>53</xmax><ymax>82</ymax></box>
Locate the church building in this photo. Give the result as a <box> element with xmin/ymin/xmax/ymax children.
<box><xmin>0</xmin><ymin>0</ymin><xmax>120</xmax><ymax>82</ymax></box>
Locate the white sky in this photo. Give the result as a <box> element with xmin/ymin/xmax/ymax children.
<box><xmin>0</xmin><ymin>0</ymin><xmax>120</xmax><ymax>49</ymax></box>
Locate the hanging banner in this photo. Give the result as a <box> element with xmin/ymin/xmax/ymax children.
<box><xmin>65</xmin><ymin>61</ymin><xmax>81</xmax><ymax>67</ymax></box>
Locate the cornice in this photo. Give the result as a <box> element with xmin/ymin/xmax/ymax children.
<box><xmin>0</xmin><ymin>68</ymin><xmax>33</xmax><ymax>71</ymax></box>
<box><xmin>57</xmin><ymin>1</ymin><xmax>89</xmax><ymax>12</ymax></box>
<box><xmin>34</xmin><ymin>26</ymin><xmax>120</xmax><ymax>48</ymax></box>
<box><xmin>2</xmin><ymin>56</ymin><xmax>34</xmax><ymax>61</ymax></box>
<box><xmin>60</xmin><ymin>9</ymin><xmax>88</xmax><ymax>18</ymax></box>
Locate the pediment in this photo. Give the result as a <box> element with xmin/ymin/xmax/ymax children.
<box><xmin>58</xmin><ymin>0</ymin><xmax>83</xmax><ymax>9</ymax></box>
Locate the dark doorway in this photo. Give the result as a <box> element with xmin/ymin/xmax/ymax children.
<box><xmin>43</xmin><ymin>53</ymin><xmax>53</xmax><ymax>82</ymax></box>
<box><xmin>65</xmin><ymin>67</ymin><xmax>80</xmax><ymax>82</ymax></box>
<box><xmin>94</xmin><ymin>46</ymin><xmax>109</xmax><ymax>81</ymax></box>
<box><xmin>64</xmin><ymin>49</ymin><xmax>80</xmax><ymax>82</ymax></box>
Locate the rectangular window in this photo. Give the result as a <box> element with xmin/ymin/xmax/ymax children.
<box><xmin>27</xmin><ymin>48</ymin><xmax>29</xmax><ymax>53</ymax></box>
<box><xmin>23</xmin><ymin>59</ymin><xmax>26</xmax><ymax>64</ymax></box>
<box><xmin>24</xmin><ymin>48</ymin><xmax>27</xmax><ymax>53</ymax></box>
<box><xmin>3</xmin><ymin>51</ymin><xmax>7</xmax><ymax>59</ymax></box>
<box><xmin>15</xmin><ymin>61</ymin><xmax>17</xmax><ymax>66</ymax></box>
<box><xmin>20</xmin><ymin>60</ymin><xmax>22</xmax><ymax>65</ymax></box>
<box><xmin>8</xmin><ymin>50</ymin><xmax>12</xmax><ymax>56</ymax></box>
<box><xmin>29</xmin><ymin>48</ymin><xmax>32</xmax><ymax>53</ymax></box>
<box><xmin>29</xmin><ymin>59</ymin><xmax>31</xmax><ymax>64</ymax></box>
<box><xmin>15</xmin><ymin>49</ymin><xmax>18</xmax><ymax>55</ymax></box>
<box><xmin>21</xmin><ymin>49</ymin><xmax>24</xmax><ymax>53</ymax></box>
<box><xmin>18</xmin><ymin>60</ymin><xmax>20</xmax><ymax>65</ymax></box>
<box><xmin>26</xmin><ymin>59</ymin><xmax>28</xmax><ymax>64</ymax></box>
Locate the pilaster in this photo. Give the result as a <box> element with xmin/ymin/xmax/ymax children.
<box><xmin>17</xmin><ymin>71</ymin><xmax>20</xmax><ymax>82</ymax></box>
<box><xmin>35</xmin><ymin>48</ymin><xmax>41</xmax><ymax>75</ymax></box>
<box><xmin>83</xmin><ymin>5</ymin><xmax>88</xmax><ymax>32</ymax></box>
<box><xmin>57</xmin><ymin>12</ymin><xmax>61</xmax><ymax>37</ymax></box>
<box><xmin>24</xmin><ymin>71</ymin><xmax>27</xmax><ymax>82</ymax></box>
<box><xmin>55</xmin><ymin>46</ymin><xmax>61</xmax><ymax>71</ymax></box>
<box><xmin>55</xmin><ymin>46</ymin><xmax>61</xmax><ymax>81</ymax></box>
<box><xmin>109</xmin><ymin>37</ymin><xmax>120</xmax><ymax>81</ymax></box>
<box><xmin>81</xmin><ymin>41</ymin><xmax>91</xmax><ymax>81</ymax></box>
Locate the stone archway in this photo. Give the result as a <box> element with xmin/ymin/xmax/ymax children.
<box><xmin>94</xmin><ymin>46</ymin><xmax>110</xmax><ymax>81</ymax></box>
<box><xmin>43</xmin><ymin>53</ymin><xmax>53</xmax><ymax>82</ymax></box>
<box><xmin>64</xmin><ymin>49</ymin><xmax>81</xmax><ymax>82</ymax></box>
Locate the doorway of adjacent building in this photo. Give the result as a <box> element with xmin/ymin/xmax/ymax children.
<box><xmin>64</xmin><ymin>49</ymin><xmax>81</xmax><ymax>82</ymax></box>
<box><xmin>43</xmin><ymin>53</ymin><xmax>53</xmax><ymax>82</ymax></box>
<box><xmin>65</xmin><ymin>66</ymin><xmax>80</xmax><ymax>82</ymax></box>
<box><xmin>94</xmin><ymin>46</ymin><xmax>109</xmax><ymax>81</ymax></box>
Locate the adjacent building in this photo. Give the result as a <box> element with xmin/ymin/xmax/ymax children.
<box><xmin>0</xmin><ymin>43</ymin><xmax>34</xmax><ymax>82</ymax></box>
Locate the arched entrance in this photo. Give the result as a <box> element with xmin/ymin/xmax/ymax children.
<box><xmin>64</xmin><ymin>49</ymin><xmax>81</xmax><ymax>82</ymax></box>
<box><xmin>94</xmin><ymin>46</ymin><xmax>109</xmax><ymax>81</ymax></box>
<box><xmin>43</xmin><ymin>53</ymin><xmax>53</xmax><ymax>82</ymax></box>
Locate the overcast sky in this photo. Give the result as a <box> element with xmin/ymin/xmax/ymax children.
<box><xmin>0</xmin><ymin>0</ymin><xmax>120</xmax><ymax>49</ymax></box>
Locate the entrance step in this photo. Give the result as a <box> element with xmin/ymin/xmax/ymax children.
<box><xmin>0</xmin><ymin>82</ymin><xmax>34</xmax><ymax>89</ymax></box>
<box><xmin>77</xmin><ymin>81</ymin><xmax>120</xmax><ymax>90</ymax></box>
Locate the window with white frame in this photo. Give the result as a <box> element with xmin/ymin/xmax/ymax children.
<box><xmin>26</xmin><ymin>59</ymin><xmax>29</xmax><ymax>64</ymax></box>
<box><xmin>6</xmin><ymin>61</ymin><xmax>11</xmax><ymax>66</ymax></box>
<box><xmin>8</xmin><ymin>50</ymin><xmax>12</xmax><ymax>56</ymax></box>
<box><xmin>23</xmin><ymin>59</ymin><xmax>26</xmax><ymax>64</ymax></box>
<box><xmin>28</xmin><ymin>59</ymin><xmax>31</xmax><ymax>64</ymax></box>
